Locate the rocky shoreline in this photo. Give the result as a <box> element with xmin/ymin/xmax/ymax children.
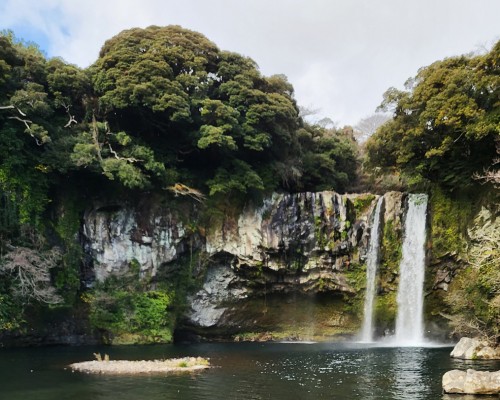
<box><xmin>450</xmin><ymin>337</ymin><xmax>500</xmax><ymax>360</ymax></box>
<box><xmin>442</xmin><ymin>338</ymin><xmax>500</xmax><ymax>395</ymax></box>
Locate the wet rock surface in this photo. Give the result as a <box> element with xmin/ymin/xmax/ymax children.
<box><xmin>443</xmin><ymin>369</ymin><xmax>500</xmax><ymax>395</ymax></box>
<box><xmin>451</xmin><ymin>337</ymin><xmax>500</xmax><ymax>360</ymax></box>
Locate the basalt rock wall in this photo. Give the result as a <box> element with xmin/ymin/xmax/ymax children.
<box><xmin>82</xmin><ymin>191</ymin><xmax>405</xmax><ymax>340</ymax></box>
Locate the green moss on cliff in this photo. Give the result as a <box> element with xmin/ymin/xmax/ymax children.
<box><xmin>424</xmin><ymin>187</ymin><xmax>499</xmax><ymax>341</ymax></box>
<box><xmin>52</xmin><ymin>190</ymin><xmax>84</xmax><ymax>304</ymax></box>
<box><xmin>380</xmin><ymin>219</ymin><xmax>402</xmax><ymax>274</ymax></box>
<box><xmin>344</xmin><ymin>262</ymin><xmax>366</xmax><ymax>318</ymax></box>
<box><xmin>226</xmin><ymin>293</ymin><xmax>359</xmax><ymax>341</ymax></box>
<box><xmin>447</xmin><ymin>260</ymin><xmax>499</xmax><ymax>341</ymax></box>
<box><xmin>428</xmin><ymin>187</ymin><xmax>473</xmax><ymax>259</ymax></box>
<box><xmin>374</xmin><ymin>217</ymin><xmax>402</xmax><ymax>330</ymax></box>
<box><xmin>374</xmin><ymin>291</ymin><xmax>397</xmax><ymax>333</ymax></box>
<box><xmin>442</xmin><ymin>199</ymin><xmax>500</xmax><ymax>341</ymax></box>
<box><xmin>352</xmin><ymin>194</ymin><xmax>376</xmax><ymax>216</ymax></box>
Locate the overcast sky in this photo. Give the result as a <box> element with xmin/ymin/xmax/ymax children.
<box><xmin>1</xmin><ymin>0</ymin><xmax>499</xmax><ymax>126</ymax></box>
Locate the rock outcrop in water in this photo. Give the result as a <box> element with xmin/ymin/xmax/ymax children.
<box><xmin>451</xmin><ymin>337</ymin><xmax>500</xmax><ymax>360</ymax></box>
<box><xmin>70</xmin><ymin>357</ymin><xmax>210</xmax><ymax>374</ymax></box>
<box><xmin>442</xmin><ymin>369</ymin><xmax>500</xmax><ymax>395</ymax></box>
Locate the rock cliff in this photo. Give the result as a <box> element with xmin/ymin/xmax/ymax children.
<box><xmin>81</xmin><ymin>188</ymin><xmax>497</xmax><ymax>343</ymax></box>
<box><xmin>83</xmin><ymin>191</ymin><xmax>392</xmax><ymax>340</ymax></box>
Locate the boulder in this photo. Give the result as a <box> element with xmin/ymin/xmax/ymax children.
<box><xmin>451</xmin><ymin>337</ymin><xmax>500</xmax><ymax>360</ymax></box>
<box><xmin>442</xmin><ymin>370</ymin><xmax>466</xmax><ymax>393</ymax></box>
<box><xmin>443</xmin><ymin>369</ymin><xmax>500</xmax><ymax>395</ymax></box>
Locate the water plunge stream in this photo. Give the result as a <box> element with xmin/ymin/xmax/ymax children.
<box><xmin>359</xmin><ymin>193</ymin><xmax>429</xmax><ymax>345</ymax></box>
<box><xmin>394</xmin><ymin>193</ymin><xmax>429</xmax><ymax>345</ymax></box>
<box><xmin>360</xmin><ymin>196</ymin><xmax>384</xmax><ymax>342</ymax></box>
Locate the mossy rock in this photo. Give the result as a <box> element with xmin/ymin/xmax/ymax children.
<box><xmin>374</xmin><ymin>291</ymin><xmax>397</xmax><ymax>333</ymax></box>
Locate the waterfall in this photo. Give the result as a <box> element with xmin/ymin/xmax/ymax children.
<box><xmin>394</xmin><ymin>193</ymin><xmax>428</xmax><ymax>345</ymax></box>
<box><xmin>360</xmin><ymin>196</ymin><xmax>384</xmax><ymax>342</ymax></box>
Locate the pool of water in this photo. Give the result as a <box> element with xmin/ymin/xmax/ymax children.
<box><xmin>0</xmin><ymin>342</ymin><xmax>498</xmax><ymax>399</ymax></box>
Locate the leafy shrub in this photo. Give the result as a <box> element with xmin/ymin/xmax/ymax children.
<box><xmin>86</xmin><ymin>268</ymin><xmax>174</xmax><ymax>343</ymax></box>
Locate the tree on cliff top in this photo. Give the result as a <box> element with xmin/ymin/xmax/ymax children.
<box><xmin>365</xmin><ymin>40</ymin><xmax>499</xmax><ymax>190</ymax></box>
<box><xmin>83</xmin><ymin>25</ymin><xmax>306</xmax><ymax>195</ymax></box>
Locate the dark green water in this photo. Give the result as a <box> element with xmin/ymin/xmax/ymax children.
<box><xmin>0</xmin><ymin>342</ymin><xmax>498</xmax><ymax>399</ymax></box>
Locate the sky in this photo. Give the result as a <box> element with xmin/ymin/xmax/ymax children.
<box><xmin>1</xmin><ymin>0</ymin><xmax>499</xmax><ymax>126</ymax></box>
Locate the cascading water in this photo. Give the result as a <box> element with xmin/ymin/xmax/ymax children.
<box><xmin>360</xmin><ymin>196</ymin><xmax>384</xmax><ymax>342</ymax></box>
<box><xmin>393</xmin><ymin>193</ymin><xmax>428</xmax><ymax>345</ymax></box>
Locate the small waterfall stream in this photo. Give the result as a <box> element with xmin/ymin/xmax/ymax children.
<box><xmin>393</xmin><ymin>193</ymin><xmax>428</xmax><ymax>345</ymax></box>
<box><xmin>360</xmin><ymin>196</ymin><xmax>384</xmax><ymax>342</ymax></box>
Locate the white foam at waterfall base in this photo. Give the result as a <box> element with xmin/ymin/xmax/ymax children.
<box><xmin>359</xmin><ymin>196</ymin><xmax>384</xmax><ymax>343</ymax></box>
<box><xmin>390</xmin><ymin>193</ymin><xmax>429</xmax><ymax>347</ymax></box>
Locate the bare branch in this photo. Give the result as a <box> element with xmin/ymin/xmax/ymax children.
<box><xmin>167</xmin><ymin>183</ymin><xmax>206</xmax><ymax>202</ymax></box>
<box><xmin>107</xmin><ymin>143</ymin><xmax>141</xmax><ymax>163</ymax></box>
<box><xmin>1</xmin><ymin>245</ymin><xmax>63</xmax><ymax>305</ymax></box>
<box><xmin>473</xmin><ymin>139</ymin><xmax>500</xmax><ymax>187</ymax></box>
<box><xmin>1</xmin><ymin>105</ymin><xmax>27</xmax><ymax>117</ymax></box>
<box><xmin>91</xmin><ymin>115</ymin><xmax>103</xmax><ymax>163</ymax></box>
<box><xmin>354</xmin><ymin>113</ymin><xmax>391</xmax><ymax>142</ymax></box>
<box><xmin>8</xmin><ymin>115</ymin><xmax>32</xmax><ymax>131</ymax></box>
<box><xmin>64</xmin><ymin>116</ymin><xmax>77</xmax><ymax>128</ymax></box>
<box><xmin>63</xmin><ymin>103</ymin><xmax>77</xmax><ymax>128</ymax></box>
<box><xmin>8</xmin><ymin>116</ymin><xmax>44</xmax><ymax>146</ymax></box>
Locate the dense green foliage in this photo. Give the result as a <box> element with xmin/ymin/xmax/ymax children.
<box><xmin>0</xmin><ymin>26</ymin><xmax>358</xmax><ymax>213</ymax></box>
<box><xmin>81</xmin><ymin>25</ymin><xmax>358</xmax><ymax>195</ymax></box>
<box><xmin>366</xmin><ymin>42</ymin><xmax>499</xmax><ymax>189</ymax></box>
<box><xmin>85</xmin><ymin>263</ymin><xmax>174</xmax><ymax>344</ymax></box>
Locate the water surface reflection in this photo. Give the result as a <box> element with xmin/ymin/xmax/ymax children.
<box><xmin>0</xmin><ymin>342</ymin><xmax>498</xmax><ymax>400</ymax></box>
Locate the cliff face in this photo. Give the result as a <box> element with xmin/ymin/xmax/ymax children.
<box><xmin>83</xmin><ymin>202</ymin><xmax>189</xmax><ymax>281</ymax></box>
<box><xmin>425</xmin><ymin>189</ymin><xmax>500</xmax><ymax>342</ymax></box>
<box><xmin>6</xmin><ymin>187</ymin><xmax>491</xmax><ymax>346</ymax></box>
<box><xmin>82</xmin><ymin>191</ymin><xmax>406</xmax><ymax>341</ymax></box>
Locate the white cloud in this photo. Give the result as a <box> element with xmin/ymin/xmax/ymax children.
<box><xmin>1</xmin><ymin>0</ymin><xmax>499</xmax><ymax>125</ymax></box>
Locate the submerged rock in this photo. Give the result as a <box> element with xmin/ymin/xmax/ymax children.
<box><xmin>451</xmin><ymin>337</ymin><xmax>500</xmax><ymax>360</ymax></box>
<box><xmin>442</xmin><ymin>369</ymin><xmax>500</xmax><ymax>395</ymax></box>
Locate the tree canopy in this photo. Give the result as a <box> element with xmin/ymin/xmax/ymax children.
<box><xmin>365</xmin><ymin>41</ymin><xmax>499</xmax><ymax>189</ymax></box>
<box><xmin>0</xmin><ymin>26</ymin><xmax>358</xmax><ymax>211</ymax></box>
<box><xmin>68</xmin><ymin>25</ymin><xmax>356</xmax><ymax>195</ymax></box>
